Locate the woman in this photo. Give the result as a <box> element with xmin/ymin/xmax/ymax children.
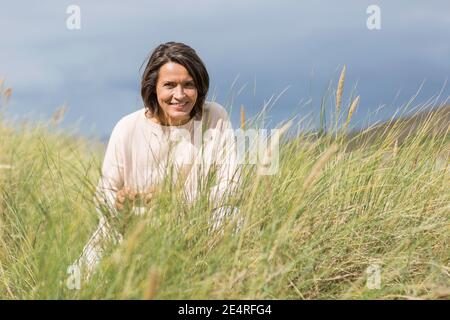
<box><xmin>74</xmin><ymin>42</ymin><xmax>241</xmax><ymax>278</ymax></box>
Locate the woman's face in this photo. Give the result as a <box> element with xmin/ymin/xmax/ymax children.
<box><xmin>155</xmin><ymin>62</ymin><xmax>198</xmax><ymax>125</ymax></box>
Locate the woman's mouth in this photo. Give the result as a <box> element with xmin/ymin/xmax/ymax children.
<box><xmin>170</xmin><ymin>102</ymin><xmax>189</xmax><ymax>109</ymax></box>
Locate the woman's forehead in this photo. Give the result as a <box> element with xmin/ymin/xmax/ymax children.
<box><xmin>158</xmin><ymin>62</ymin><xmax>193</xmax><ymax>81</ymax></box>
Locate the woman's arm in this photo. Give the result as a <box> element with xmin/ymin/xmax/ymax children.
<box><xmin>75</xmin><ymin>121</ymin><xmax>126</xmax><ymax>278</ymax></box>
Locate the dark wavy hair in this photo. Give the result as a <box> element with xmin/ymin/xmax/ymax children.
<box><xmin>141</xmin><ymin>42</ymin><xmax>209</xmax><ymax>120</ymax></box>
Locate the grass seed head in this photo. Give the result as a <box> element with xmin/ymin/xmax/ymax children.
<box><xmin>336</xmin><ymin>65</ymin><xmax>346</xmax><ymax>114</ymax></box>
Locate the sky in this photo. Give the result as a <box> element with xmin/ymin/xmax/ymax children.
<box><xmin>1</xmin><ymin>0</ymin><xmax>449</xmax><ymax>141</ymax></box>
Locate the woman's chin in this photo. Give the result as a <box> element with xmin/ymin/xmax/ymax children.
<box><xmin>170</xmin><ymin>103</ymin><xmax>191</xmax><ymax>113</ymax></box>
<box><xmin>167</xmin><ymin>112</ymin><xmax>191</xmax><ymax>125</ymax></box>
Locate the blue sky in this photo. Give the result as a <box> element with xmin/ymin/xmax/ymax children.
<box><xmin>1</xmin><ymin>0</ymin><xmax>449</xmax><ymax>140</ymax></box>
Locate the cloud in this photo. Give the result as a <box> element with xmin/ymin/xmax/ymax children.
<box><xmin>1</xmin><ymin>0</ymin><xmax>449</xmax><ymax>136</ymax></box>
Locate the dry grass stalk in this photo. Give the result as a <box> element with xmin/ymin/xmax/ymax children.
<box><xmin>336</xmin><ymin>65</ymin><xmax>346</xmax><ymax>114</ymax></box>
<box><xmin>52</xmin><ymin>104</ymin><xmax>68</xmax><ymax>124</ymax></box>
<box><xmin>257</xmin><ymin>120</ymin><xmax>292</xmax><ymax>173</ymax></box>
<box><xmin>271</xmin><ymin>120</ymin><xmax>292</xmax><ymax>153</ymax></box>
<box><xmin>143</xmin><ymin>267</ymin><xmax>160</xmax><ymax>299</ymax></box>
<box><xmin>392</xmin><ymin>139</ymin><xmax>399</xmax><ymax>157</ymax></box>
<box><xmin>302</xmin><ymin>144</ymin><xmax>338</xmax><ymax>189</ymax></box>
<box><xmin>344</xmin><ymin>95</ymin><xmax>360</xmax><ymax>129</ymax></box>
<box><xmin>432</xmin><ymin>287</ymin><xmax>450</xmax><ymax>299</ymax></box>
<box><xmin>3</xmin><ymin>88</ymin><xmax>12</xmax><ymax>104</ymax></box>
<box><xmin>240</xmin><ymin>105</ymin><xmax>246</xmax><ymax>130</ymax></box>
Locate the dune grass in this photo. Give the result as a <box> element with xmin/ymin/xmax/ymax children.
<box><xmin>0</xmin><ymin>82</ymin><xmax>449</xmax><ymax>299</ymax></box>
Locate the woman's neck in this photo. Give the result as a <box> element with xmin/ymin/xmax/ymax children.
<box><xmin>145</xmin><ymin>109</ymin><xmax>191</xmax><ymax>127</ymax></box>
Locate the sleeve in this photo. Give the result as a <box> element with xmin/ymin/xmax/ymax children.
<box><xmin>93</xmin><ymin>121</ymin><xmax>126</xmax><ymax>217</ymax></box>
<box><xmin>207</xmin><ymin>109</ymin><xmax>242</xmax><ymax>209</ymax></box>
<box><xmin>75</xmin><ymin>121</ymin><xmax>126</xmax><ymax>278</ymax></box>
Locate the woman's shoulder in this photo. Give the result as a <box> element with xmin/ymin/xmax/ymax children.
<box><xmin>201</xmin><ymin>101</ymin><xmax>234</xmax><ymax>130</ymax></box>
<box><xmin>203</xmin><ymin>101</ymin><xmax>230</xmax><ymax>121</ymax></box>
<box><xmin>114</xmin><ymin>108</ymin><xmax>145</xmax><ymax>129</ymax></box>
<box><xmin>110</xmin><ymin>108</ymin><xmax>146</xmax><ymax>139</ymax></box>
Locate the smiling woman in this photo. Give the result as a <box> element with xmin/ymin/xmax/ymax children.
<box><xmin>72</xmin><ymin>42</ymin><xmax>242</xmax><ymax>279</ymax></box>
<box><xmin>141</xmin><ymin>42</ymin><xmax>209</xmax><ymax>126</ymax></box>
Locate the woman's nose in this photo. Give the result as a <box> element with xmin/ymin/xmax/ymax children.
<box><xmin>174</xmin><ymin>85</ymin><xmax>186</xmax><ymax>99</ymax></box>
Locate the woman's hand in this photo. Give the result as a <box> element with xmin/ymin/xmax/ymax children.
<box><xmin>115</xmin><ymin>186</ymin><xmax>155</xmax><ymax>211</ymax></box>
<box><xmin>115</xmin><ymin>187</ymin><xmax>135</xmax><ymax>211</ymax></box>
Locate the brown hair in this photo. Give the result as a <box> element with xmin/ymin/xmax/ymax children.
<box><xmin>141</xmin><ymin>42</ymin><xmax>209</xmax><ymax>120</ymax></box>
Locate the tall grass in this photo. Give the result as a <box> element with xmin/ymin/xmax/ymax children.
<box><xmin>0</xmin><ymin>80</ymin><xmax>449</xmax><ymax>299</ymax></box>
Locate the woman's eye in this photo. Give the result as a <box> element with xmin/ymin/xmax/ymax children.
<box><xmin>163</xmin><ymin>83</ymin><xmax>195</xmax><ymax>89</ymax></box>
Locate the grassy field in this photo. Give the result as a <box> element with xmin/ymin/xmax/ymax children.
<box><xmin>0</xmin><ymin>80</ymin><xmax>449</xmax><ymax>299</ymax></box>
